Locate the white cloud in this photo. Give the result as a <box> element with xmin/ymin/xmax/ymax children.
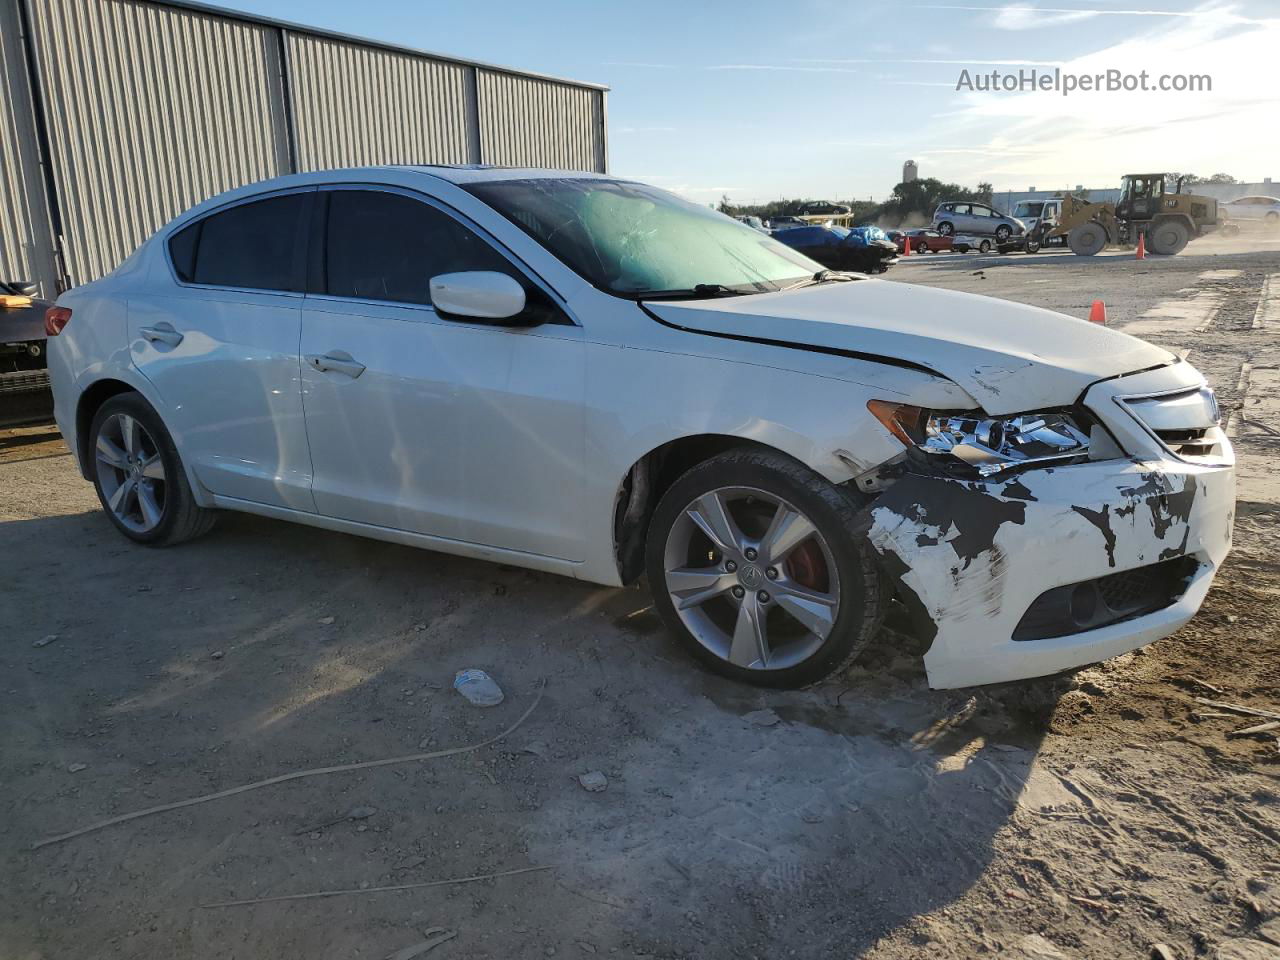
<box><xmin>914</xmin><ymin>5</ymin><xmax>1280</xmax><ymax>187</ymax></box>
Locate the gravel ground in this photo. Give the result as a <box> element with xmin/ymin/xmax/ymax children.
<box><xmin>2</xmin><ymin>238</ymin><xmax>1279</xmax><ymax>960</ymax></box>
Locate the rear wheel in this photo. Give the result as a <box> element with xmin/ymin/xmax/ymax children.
<box><xmin>1147</xmin><ymin>219</ymin><xmax>1190</xmax><ymax>255</ymax></box>
<box><xmin>89</xmin><ymin>393</ymin><xmax>216</xmax><ymax>545</ymax></box>
<box><xmin>1068</xmin><ymin>222</ymin><xmax>1108</xmax><ymax>256</ymax></box>
<box><xmin>1265</xmin><ymin>211</ymin><xmax>1279</xmax><ymax>227</ymax></box>
<box><xmin>978</xmin><ymin>239</ymin><xmax>992</xmax><ymax>254</ymax></box>
<box><xmin>914</xmin><ymin>241</ymin><xmax>928</xmax><ymax>254</ymax></box>
<box><xmin>646</xmin><ymin>448</ymin><xmax>884</xmax><ymax>688</ymax></box>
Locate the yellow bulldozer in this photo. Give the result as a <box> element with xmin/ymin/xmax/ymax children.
<box><xmin>1043</xmin><ymin>173</ymin><xmax>1220</xmax><ymax>256</ymax></box>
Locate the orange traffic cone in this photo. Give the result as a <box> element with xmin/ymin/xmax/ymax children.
<box><xmin>1136</xmin><ymin>232</ymin><xmax>1146</xmax><ymax>259</ymax></box>
<box><xmin>902</xmin><ymin>238</ymin><xmax>911</xmax><ymax>257</ymax></box>
<box><xmin>1088</xmin><ymin>300</ymin><xmax>1107</xmax><ymax>325</ymax></box>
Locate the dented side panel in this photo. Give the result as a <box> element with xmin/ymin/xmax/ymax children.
<box><xmin>866</xmin><ymin>459</ymin><xmax>1235</xmax><ymax>689</ymax></box>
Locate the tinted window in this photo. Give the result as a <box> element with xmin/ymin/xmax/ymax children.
<box><xmin>168</xmin><ymin>222</ymin><xmax>199</xmax><ymax>282</ymax></box>
<box><xmin>191</xmin><ymin>193</ymin><xmax>307</xmax><ymax>291</ymax></box>
<box><xmin>324</xmin><ymin>190</ymin><xmax>513</xmax><ymax>305</ymax></box>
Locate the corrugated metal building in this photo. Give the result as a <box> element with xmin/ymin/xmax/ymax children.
<box><xmin>0</xmin><ymin>0</ymin><xmax>609</xmax><ymax>297</ymax></box>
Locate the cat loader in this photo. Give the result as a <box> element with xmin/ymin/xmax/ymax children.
<box><xmin>1041</xmin><ymin>173</ymin><xmax>1221</xmax><ymax>256</ymax></box>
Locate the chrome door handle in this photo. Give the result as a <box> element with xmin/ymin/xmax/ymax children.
<box><xmin>306</xmin><ymin>353</ymin><xmax>366</xmax><ymax>379</ymax></box>
<box><xmin>139</xmin><ymin>324</ymin><xmax>183</xmax><ymax>347</ymax></box>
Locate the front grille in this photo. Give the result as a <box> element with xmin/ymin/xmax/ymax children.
<box><xmin>1013</xmin><ymin>556</ymin><xmax>1199</xmax><ymax>642</ymax></box>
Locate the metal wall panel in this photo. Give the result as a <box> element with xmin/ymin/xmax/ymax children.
<box><xmin>0</xmin><ymin>0</ymin><xmax>58</xmax><ymax>295</ymax></box>
<box><xmin>286</xmin><ymin>32</ymin><xmax>473</xmax><ymax>171</ymax></box>
<box><xmin>477</xmin><ymin>70</ymin><xmax>605</xmax><ymax>172</ymax></box>
<box><xmin>24</xmin><ymin>0</ymin><xmax>291</xmax><ymax>286</ymax></box>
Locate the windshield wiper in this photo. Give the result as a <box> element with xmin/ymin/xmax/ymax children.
<box><xmin>636</xmin><ymin>283</ymin><xmax>760</xmax><ymax>301</ymax></box>
<box><xmin>783</xmin><ymin>269</ymin><xmax>854</xmax><ymax>291</ymax></box>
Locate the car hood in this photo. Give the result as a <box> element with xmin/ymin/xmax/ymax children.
<box><xmin>644</xmin><ymin>279</ymin><xmax>1176</xmax><ymax>415</ymax></box>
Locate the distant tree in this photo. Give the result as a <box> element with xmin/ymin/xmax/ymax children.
<box><xmin>718</xmin><ymin>194</ymin><xmax>733</xmax><ymax>215</ymax></box>
<box><xmin>976</xmin><ymin>181</ymin><xmax>994</xmax><ymax>203</ymax></box>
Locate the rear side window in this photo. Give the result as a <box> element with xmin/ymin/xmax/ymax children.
<box><xmin>323</xmin><ymin>190</ymin><xmax>513</xmax><ymax>305</ymax></box>
<box><xmin>169</xmin><ymin>193</ymin><xmax>308</xmax><ymax>291</ymax></box>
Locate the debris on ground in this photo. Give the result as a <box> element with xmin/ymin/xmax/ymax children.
<box><xmin>317</xmin><ymin>615</ymin><xmax>336</xmax><ymax>625</ymax></box>
<box><xmin>743</xmin><ymin>708</ymin><xmax>781</xmax><ymax>727</ymax></box>
<box><xmin>1151</xmin><ymin>944</ymin><xmax>1178</xmax><ymax>960</ymax></box>
<box><xmin>578</xmin><ymin>771</ymin><xmax>608</xmax><ymax>792</ymax></box>
<box><xmin>1195</xmin><ymin>698</ymin><xmax>1280</xmax><ymax>721</ymax></box>
<box><xmin>66</xmin><ymin>763</ymin><xmax>87</xmax><ymax>773</ymax></box>
<box><xmin>32</xmin><ymin>634</ymin><xmax>58</xmax><ymax>647</ymax></box>
<box><xmin>385</xmin><ymin>928</ymin><xmax>457</xmax><ymax>959</ymax></box>
<box><xmin>454</xmin><ymin>669</ymin><xmax>504</xmax><ymax>706</ymax></box>
<box><xmin>210</xmin><ymin>650</ymin><xmax>225</xmax><ymax>660</ymax></box>
<box><xmin>294</xmin><ymin>805</ymin><xmax>378</xmax><ymax>835</ymax></box>
<box><xmin>1013</xmin><ymin>933</ymin><xmax>1069</xmax><ymax>959</ymax></box>
<box><xmin>1212</xmin><ymin>939</ymin><xmax>1280</xmax><ymax>960</ymax></box>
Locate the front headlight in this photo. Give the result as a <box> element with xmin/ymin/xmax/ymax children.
<box><xmin>869</xmin><ymin>401</ymin><xmax>1094</xmax><ymax>476</ymax></box>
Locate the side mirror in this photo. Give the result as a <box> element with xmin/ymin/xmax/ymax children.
<box><xmin>429</xmin><ymin>271</ymin><xmax>527</xmax><ymax>323</ymax></box>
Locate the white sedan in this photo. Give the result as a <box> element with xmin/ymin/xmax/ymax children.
<box><xmin>1219</xmin><ymin>195</ymin><xmax>1280</xmax><ymax>223</ymax></box>
<box><xmin>46</xmin><ymin>166</ymin><xmax>1234</xmax><ymax>689</ymax></box>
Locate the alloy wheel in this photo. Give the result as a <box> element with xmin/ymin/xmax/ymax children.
<box><xmin>95</xmin><ymin>413</ymin><xmax>167</xmax><ymax>533</ymax></box>
<box><xmin>662</xmin><ymin>486</ymin><xmax>841</xmax><ymax>671</ymax></box>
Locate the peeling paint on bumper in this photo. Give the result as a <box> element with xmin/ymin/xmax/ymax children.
<box><xmin>866</xmin><ymin>458</ymin><xmax>1235</xmax><ymax>689</ymax></box>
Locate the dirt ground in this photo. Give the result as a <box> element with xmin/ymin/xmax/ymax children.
<box><xmin>3</xmin><ymin>239</ymin><xmax>1280</xmax><ymax>960</ymax></box>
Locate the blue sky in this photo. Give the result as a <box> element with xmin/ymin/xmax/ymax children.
<box><xmin>235</xmin><ymin>0</ymin><xmax>1277</xmax><ymax>204</ymax></box>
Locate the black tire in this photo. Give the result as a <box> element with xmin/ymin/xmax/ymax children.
<box><xmin>1024</xmin><ymin>236</ymin><xmax>1041</xmax><ymax>254</ymax></box>
<box><xmin>645</xmin><ymin>447</ymin><xmax>885</xmax><ymax>689</ymax></box>
<box><xmin>936</xmin><ymin>221</ymin><xmax>954</xmax><ymax>236</ymax></box>
<box><xmin>995</xmin><ymin>225</ymin><xmax>1012</xmax><ymax>243</ymax></box>
<box><xmin>89</xmin><ymin>392</ymin><xmax>216</xmax><ymax>546</ymax></box>
<box><xmin>1147</xmin><ymin>219</ymin><xmax>1190</xmax><ymax>255</ymax></box>
<box><xmin>978</xmin><ymin>239</ymin><xmax>992</xmax><ymax>254</ymax></box>
<box><xmin>1068</xmin><ymin>222</ymin><xmax>1107</xmax><ymax>256</ymax></box>
<box><xmin>914</xmin><ymin>241</ymin><xmax>928</xmax><ymax>254</ymax></box>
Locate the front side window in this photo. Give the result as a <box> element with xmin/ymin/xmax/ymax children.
<box><xmin>323</xmin><ymin>190</ymin><xmax>513</xmax><ymax>305</ymax></box>
<box><xmin>169</xmin><ymin>192</ymin><xmax>308</xmax><ymax>291</ymax></box>
<box><xmin>465</xmin><ymin>178</ymin><xmax>818</xmax><ymax>298</ymax></box>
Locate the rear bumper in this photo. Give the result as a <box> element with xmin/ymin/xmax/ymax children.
<box><xmin>866</xmin><ymin>457</ymin><xmax>1234</xmax><ymax>689</ymax></box>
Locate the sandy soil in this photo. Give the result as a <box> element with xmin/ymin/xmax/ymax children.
<box><xmin>2</xmin><ymin>244</ymin><xmax>1278</xmax><ymax>960</ymax></box>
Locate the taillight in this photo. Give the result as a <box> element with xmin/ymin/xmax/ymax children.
<box><xmin>44</xmin><ymin>306</ymin><xmax>71</xmax><ymax>336</ymax></box>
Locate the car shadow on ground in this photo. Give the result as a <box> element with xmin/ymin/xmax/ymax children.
<box><xmin>1</xmin><ymin>508</ymin><xmax>1067</xmax><ymax>958</ymax></box>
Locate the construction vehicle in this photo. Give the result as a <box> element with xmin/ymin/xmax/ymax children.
<box><xmin>1041</xmin><ymin>173</ymin><xmax>1220</xmax><ymax>256</ymax></box>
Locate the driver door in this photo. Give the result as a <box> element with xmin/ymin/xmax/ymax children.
<box><xmin>299</xmin><ymin>187</ymin><xmax>586</xmax><ymax>561</ymax></box>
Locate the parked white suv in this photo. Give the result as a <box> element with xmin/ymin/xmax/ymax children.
<box><xmin>47</xmin><ymin>166</ymin><xmax>1234</xmax><ymax>689</ymax></box>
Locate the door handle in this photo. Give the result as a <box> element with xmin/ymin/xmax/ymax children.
<box><xmin>139</xmin><ymin>324</ymin><xmax>183</xmax><ymax>347</ymax></box>
<box><xmin>305</xmin><ymin>353</ymin><xmax>366</xmax><ymax>379</ymax></box>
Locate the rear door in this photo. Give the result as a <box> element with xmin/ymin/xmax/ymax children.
<box><xmin>129</xmin><ymin>189</ymin><xmax>315</xmax><ymax>511</ymax></box>
<box><xmin>298</xmin><ymin>186</ymin><xmax>586</xmax><ymax>559</ymax></box>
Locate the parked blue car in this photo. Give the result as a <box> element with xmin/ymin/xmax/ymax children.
<box><xmin>772</xmin><ymin>225</ymin><xmax>898</xmax><ymax>274</ymax></box>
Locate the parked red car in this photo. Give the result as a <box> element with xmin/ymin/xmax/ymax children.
<box><xmin>894</xmin><ymin>229</ymin><xmax>955</xmax><ymax>254</ymax></box>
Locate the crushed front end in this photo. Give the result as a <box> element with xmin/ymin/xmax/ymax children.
<box><xmin>860</xmin><ymin>362</ymin><xmax>1235</xmax><ymax>689</ymax></box>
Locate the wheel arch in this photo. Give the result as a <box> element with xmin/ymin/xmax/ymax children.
<box><xmin>612</xmin><ymin>433</ymin><xmax>814</xmax><ymax>585</ymax></box>
<box><xmin>74</xmin><ymin>378</ymin><xmax>137</xmax><ymax>479</ymax></box>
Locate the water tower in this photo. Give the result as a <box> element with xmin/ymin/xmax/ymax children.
<box><xmin>903</xmin><ymin>160</ymin><xmax>918</xmax><ymax>183</ymax></box>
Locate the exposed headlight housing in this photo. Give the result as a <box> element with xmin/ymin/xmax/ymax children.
<box><xmin>869</xmin><ymin>401</ymin><xmax>1095</xmax><ymax>476</ymax></box>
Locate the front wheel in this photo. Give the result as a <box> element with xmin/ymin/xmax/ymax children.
<box><xmin>89</xmin><ymin>393</ymin><xmax>216</xmax><ymax>545</ymax></box>
<box><xmin>936</xmin><ymin>221</ymin><xmax>954</xmax><ymax>236</ymax></box>
<box><xmin>646</xmin><ymin>448</ymin><xmax>885</xmax><ymax>688</ymax></box>
<box><xmin>978</xmin><ymin>239</ymin><xmax>992</xmax><ymax>254</ymax></box>
<box><xmin>995</xmin><ymin>225</ymin><xmax>1012</xmax><ymax>243</ymax></box>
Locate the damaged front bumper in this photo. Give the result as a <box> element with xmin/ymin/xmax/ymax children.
<box><xmin>863</xmin><ymin>363</ymin><xmax>1236</xmax><ymax>692</ymax></box>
